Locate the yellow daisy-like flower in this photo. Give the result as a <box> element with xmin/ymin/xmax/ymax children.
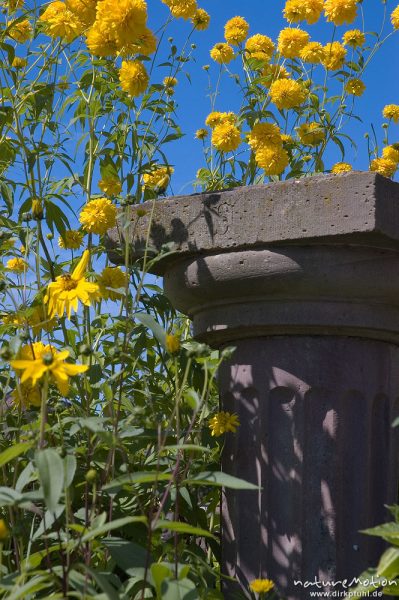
<box><xmin>0</xmin><ymin>520</ymin><xmax>9</xmax><ymax>541</ymax></box>
<box><xmin>162</xmin><ymin>0</ymin><xmax>197</xmax><ymax>19</ymax></box>
<box><xmin>79</xmin><ymin>197</ymin><xmax>117</xmax><ymax>235</ymax></box>
<box><xmin>261</xmin><ymin>63</ymin><xmax>290</xmax><ymax>85</ymax></box>
<box><xmin>12</xmin><ymin>381</ymin><xmax>41</xmax><ymax>408</ymax></box>
<box><xmin>382</xmin><ymin>145</ymin><xmax>399</xmax><ymax>163</ymax></box>
<box><xmin>210</xmin><ymin>42</ymin><xmax>234</xmax><ymax>64</ymax></box>
<box><xmin>209</xmin><ymin>411</ymin><xmax>240</xmax><ymax>437</ymax></box>
<box><xmin>163</xmin><ymin>76</ymin><xmax>177</xmax><ymax>87</ymax></box>
<box><xmin>195</xmin><ymin>128</ymin><xmax>208</xmax><ymax>140</ymax></box>
<box><xmin>249</xmin><ymin>579</ymin><xmax>275</xmax><ymax>594</ymax></box>
<box><xmin>97</xmin><ymin>266</ymin><xmax>125</xmax><ymax>301</ymax></box>
<box><xmin>370</xmin><ymin>157</ymin><xmax>397</xmax><ymax>179</ymax></box>
<box><xmin>119</xmin><ymin>59</ymin><xmax>149</xmax><ymax>97</ymax></box>
<box><xmin>283</xmin><ymin>0</ymin><xmax>323</xmax><ymax>25</ymax></box>
<box><xmin>6</xmin><ymin>257</ymin><xmax>27</xmax><ymax>273</ymax></box>
<box><xmin>39</xmin><ymin>1</ymin><xmax>84</xmax><ymax>42</ymax></box>
<box><xmin>11</xmin><ymin>56</ymin><xmax>27</xmax><ymax>68</ymax></box>
<box><xmin>191</xmin><ymin>8</ymin><xmax>210</xmax><ymax>30</ymax></box>
<box><xmin>142</xmin><ymin>166</ymin><xmax>174</xmax><ymax>192</ymax></box>
<box><xmin>211</xmin><ymin>122</ymin><xmax>241</xmax><ymax>153</ymax></box>
<box><xmin>281</xmin><ymin>133</ymin><xmax>295</xmax><ymax>145</ymax></box>
<box><xmin>205</xmin><ymin>111</ymin><xmax>236</xmax><ymax>128</ymax></box>
<box><xmin>332</xmin><ymin>162</ymin><xmax>352</xmax><ymax>173</ymax></box>
<box><xmin>300</xmin><ymin>41</ymin><xmax>324</xmax><ymax>64</ymax></box>
<box><xmin>95</xmin><ymin>0</ymin><xmax>147</xmax><ymax>47</ymax></box>
<box><xmin>44</xmin><ymin>250</ymin><xmax>101</xmax><ymax>319</ymax></box>
<box><xmin>297</xmin><ymin>122</ymin><xmax>325</xmax><ymax>146</ymax></box>
<box><xmin>127</xmin><ymin>27</ymin><xmax>157</xmax><ymax>56</ymax></box>
<box><xmin>324</xmin><ymin>0</ymin><xmax>358</xmax><ymax>26</ymax></box>
<box><xmin>255</xmin><ymin>146</ymin><xmax>289</xmax><ymax>176</ymax></box>
<box><xmin>224</xmin><ymin>16</ymin><xmax>249</xmax><ymax>46</ymax></box>
<box><xmin>65</xmin><ymin>0</ymin><xmax>97</xmax><ymax>26</ymax></box>
<box><xmin>342</xmin><ymin>29</ymin><xmax>365</xmax><ymax>47</ymax></box>
<box><xmin>247</xmin><ymin>123</ymin><xmax>283</xmax><ymax>152</ymax></box>
<box><xmin>17</xmin><ymin>341</ymin><xmax>48</xmax><ymax>362</ymax></box>
<box><xmin>344</xmin><ymin>78</ymin><xmax>365</xmax><ymax>96</ymax></box>
<box><xmin>98</xmin><ymin>176</ymin><xmax>122</xmax><ymax>196</ymax></box>
<box><xmin>58</xmin><ymin>230</ymin><xmax>84</xmax><ymax>250</ymax></box>
<box><xmin>85</xmin><ymin>25</ymin><xmax>118</xmax><ymax>56</ymax></box>
<box><xmin>383</xmin><ymin>105</ymin><xmax>399</xmax><ymax>124</ymax></box>
<box><xmin>28</xmin><ymin>305</ymin><xmax>56</xmax><ymax>336</ymax></box>
<box><xmin>245</xmin><ymin>34</ymin><xmax>275</xmax><ymax>62</ymax></box>
<box><xmin>269</xmin><ymin>78</ymin><xmax>307</xmax><ymax>110</ymax></box>
<box><xmin>8</xmin><ymin>18</ymin><xmax>32</xmax><ymax>43</ymax></box>
<box><xmin>392</xmin><ymin>5</ymin><xmax>399</xmax><ymax>29</ymax></box>
<box><xmin>277</xmin><ymin>27</ymin><xmax>310</xmax><ymax>59</ymax></box>
<box><xmin>165</xmin><ymin>333</ymin><xmax>180</xmax><ymax>354</ymax></box>
<box><xmin>11</xmin><ymin>346</ymin><xmax>88</xmax><ymax>396</ymax></box>
<box><xmin>322</xmin><ymin>41</ymin><xmax>347</xmax><ymax>70</ymax></box>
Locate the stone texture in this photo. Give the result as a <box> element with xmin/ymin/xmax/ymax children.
<box><xmin>106</xmin><ymin>173</ymin><xmax>399</xmax><ymax>600</ymax></box>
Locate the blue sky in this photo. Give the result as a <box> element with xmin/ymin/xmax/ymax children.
<box><xmin>147</xmin><ymin>0</ymin><xmax>399</xmax><ymax>195</ymax></box>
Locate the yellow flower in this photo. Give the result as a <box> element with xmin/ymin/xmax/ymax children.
<box><xmin>163</xmin><ymin>76</ymin><xmax>177</xmax><ymax>88</ymax></box>
<box><xmin>7</xmin><ymin>0</ymin><xmax>25</xmax><ymax>11</ymax></box>
<box><xmin>224</xmin><ymin>16</ymin><xmax>249</xmax><ymax>46</ymax></box>
<box><xmin>332</xmin><ymin>162</ymin><xmax>352</xmax><ymax>173</ymax></box>
<box><xmin>345</xmin><ymin>78</ymin><xmax>365</xmax><ymax>96</ymax></box>
<box><xmin>97</xmin><ymin>266</ymin><xmax>125</xmax><ymax>301</ymax></box>
<box><xmin>165</xmin><ymin>334</ymin><xmax>180</xmax><ymax>354</ymax></box>
<box><xmin>191</xmin><ymin>8</ymin><xmax>210</xmax><ymax>30</ymax></box>
<box><xmin>12</xmin><ymin>381</ymin><xmax>41</xmax><ymax>408</ymax></box>
<box><xmin>249</xmin><ymin>579</ymin><xmax>275</xmax><ymax>594</ymax></box>
<box><xmin>211</xmin><ymin>122</ymin><xmax>241</xmax><ymax>152</ymax></box>
<box><xmin>209</xmin><ymin>411</ymin><xmax>240</xmax><ymax>437</ymax></box>
<box><xmin>128</xmin><ymin>27</ymin><xmax>157</xmax><ymax>55</ymax></box>
<box><xmin>11</xmin><ymin>346</ymin><xmax>88</xmax><ymax>396</ymax></box>
<box><xmin>95</xmin><ymin>0</ymin><xmax>148</xmax><ymax>47</ymax></box>
<box><xmin>8</xmin><ymin>18</ymin><xmax>32</xmax><ymax>43</ymax></box>
<box><xmin>11</xmin><ymin>56</ymin><xmax>27</xmax><ymax>68</ymax></box>
<box><xmin>370</xmin><ymin>157</ymin><xmax>397</xmax><ymax>179</ymax></box>
<box><xmin>119</xmin><ymin>59</ymin><xmax>149</xmax><ymax>97</ymax></box>
<box><xmin>210</xmin><ymin>42</ymin><xmax>234</xmax><ymax>64</ymax></box>
<box><xmin>283</xmin><ymin>0</ymin><xmax>323</xmax><ymax>25</ymax></box>
<box><xmin>382</xmin><ymin>146</ymin><xmax>399</xmax><ymax>163</ymax></box>
<box><xmin>0</xmin><ymin>519</ymin><xmax>10</xmax><ymax>541</ymax></box>
<box><xmin>297</xmin><ymin>122</ymin><xmax>325</xmax><ymax>146</ymax></box>
<box><xmin>324</xmin><ymin>0</ymin><xmax>358</xmax><ymax>26</ymax></box>
<box><xmin>277</xmin><ymin>27</ymin><xmax>309</xmax><ymax>59</ymax></box>
<box><xmin>245</xmin><ymin>34</ymin><xmax>274</xmax><ymax>62</ymax></box>
<box><xmin>392</xmin><ymin>5</ymin><xmax>399</xmax><ymax>29</ymax></box>
<box><xmin>322</xmin><ymin>42</ymin><xmax>347</xmax><ymax>70</ymax></box>
<box><xmin>195</xmin><ymin>128</ymin><xmax>208</xmax><ymax>140</ymax></box>
<box><xmin>39</xmin><ymin>2</ymin><xmax>84</xmax><ymax>42</ymax></box>
<box><xmin>383</xmin><ymin>104</ymin><xmax>399</xmax><ymax>124</ymax></box>
<box><xmin>85</xmin><ymin>25</ymin><xmax>118</xmax><ymax>56</ymax></box>
<box><xmin>142</xmin><ymin>166</ymin><xmax>174</xmax><ymax>192</ymax></box>
<box><xmin>44</xmin><ymin>251</ymin><xmax>101</xmax><ymax>319</ymax></box>
<box><xmin>205</xmin><ymin>111</ymin><xmax>236</xmax><ymax>128</ymax></box>
<box><xmin>6</xmin><ymin>257</ymin><xmax>27</xmax><ymax>273</ymax></box>
<box><xmin>269</xmin><ymin>78</ymin><xmax>307</xmax><ymax>110</ymax></box>
<box><xmin>247</xmin><ymin>123</ymin><xmax>282</xmax><ymax>152</ymax></box>
<box><xmin>261</xmin><ymin>63</ymin><xmax>289</xmax><ymax>85</ymax></box>
<box><xmin>281</xmin><ymin>133</ymin><xmax>295</xmax><ymax>145</ymax></box>
<box><xmin>300</xmin><ymin>41</ymin><xmax>324</xmax><ymax>64</ymax></box>
<box><xmin>161</xmin><ymin>0</ymin><xmax>197</xmax><ymax>19</ymax></box>
<box><xmin>342</xmin><ymin>29</ymin><xmax>365</xmax><ymax>47</ymax></box>
<box><xmin>255</xmin><ymin>146</ymin><xmax>289</xmax><ymax>176</ymax></box>
<box><xmin>65</xmin><ymin>0</ymin><xmax>97</xmax><ymax>26</ymax></box>
<box><xmin>98</xmin><ymin>176</ymin><xmax>122</xmax><ymax>196</ymax></box>
<box><xmin>79</xmin><ymin>197</ymin><xmax>117</xmax><ymax>234</ymax></box>
<box><xmin>58</xmin><ymin>230</ymin><xmax>84</xmax><ymax>250</ymax></box>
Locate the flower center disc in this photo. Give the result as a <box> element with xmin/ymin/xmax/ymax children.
<box><xmin>60</xmin><ymin>274</ymin><xmax>78</xmax><ymax>291</ymax></box>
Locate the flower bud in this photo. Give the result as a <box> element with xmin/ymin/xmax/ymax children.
<box><xmin>166</xmin><ymin>334</ymin><xmax>180</xmax><ymax>354</ymax></box>
<box><xmin>31</xmin><ymin>199</ymin><xmax>44</xmax><ymax>219</ymax></box>
<box><xmin>0</xmin><ymin>519</ymin><xmax>10</xmax><ymax>541</ymax></box>
<box><xmin>85</xmin><ymin>468</ymin><xmax>98</xmax><ymax>483</ymax></box>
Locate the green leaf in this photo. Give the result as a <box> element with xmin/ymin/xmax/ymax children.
<box><xmin>184</xmin><ymin>471</ymin><xmax>260</xmax><ymax>490</ymax></box>
<box><xmin>0</xmin><ymin>442</ymin><xmax>32</xmax><ymax>468</ymax></box>
<box><xmin>135</xmin><ymin>313</ymin><xmax>166</xmax><ymax>347</ymax></box>
<box><xmin>361</xmin><ymin>522</ymin><xmax>399</xmax><ymax>546</ymax></box>
<box><xmin>154</xmin><ymin>520</ymin><xmax>216</xmax><ymax>540</ymax></box>
<box><xmin>150</xmin><ymin>563</ymin><xmax>173</xmax><ymax>599</ymax></box>
<box><xmin>36</xmin><ymin>448</ymin><xmax>65</xmax><ymax>513</ymax></box>
<box><xmin>161</xmin><ymin>578</ymin><xmax>199</xmax><ymax>600</ymax></box>
<box><xmin>103</xmin><ymin>471</ymin><xmax>172</xmax><ymax>493</ymax></box>
<box><xmin>6</xmin><ymin>576</ymin><xmax>52</xmax><ymax>600</ymax></box>
<box><xmin>81</xmin><ymin>516</ymin><xmax>147</xmax><ymax>542</ymax></box>
<box><xmin>377</xmin><ymin>548</ymin><xmax>399</xmax><ymax>579</ymax></box>
<box><xmin>102</xmin><ymin>537</ymin><xmax>150</xmax><ymax>576</ymax></box>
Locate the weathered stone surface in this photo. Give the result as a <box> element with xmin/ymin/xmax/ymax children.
<box><xmin>106</xmin><ymin>173</ymin><xmax>399</xmax><ymax>600</ymax></box>
<box><xmin>106</xmin><ymin>172</ymin><xmax>399</xmax><ymax>272</ymax></box>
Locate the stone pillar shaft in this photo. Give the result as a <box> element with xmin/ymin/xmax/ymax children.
<box><xmin>106</xmin><ymin>173</ymin><xmax>399</xmax><ymax>599</ymax></box>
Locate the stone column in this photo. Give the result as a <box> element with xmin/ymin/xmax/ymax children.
<box><xmin>106</xmin><ymin>173</ymin><xmax>399</xmax><ymax>600</ymax></box>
